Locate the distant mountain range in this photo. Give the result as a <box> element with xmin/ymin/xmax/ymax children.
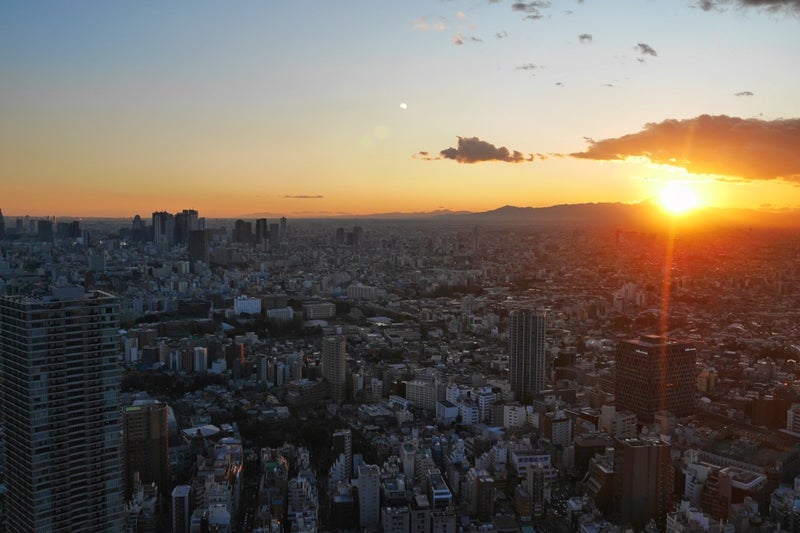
<box><xmin>311</xmin><ymin>202</ymin><xmax>800</xmax><ymax>229</ymax></box>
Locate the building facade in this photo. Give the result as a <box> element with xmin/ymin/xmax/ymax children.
<box><xmin>508</xmin><ymin>310</ymin><xmax>547</xmax><ymax>404</ymax></box>
<box><xmin>615</xmin><ymin>335</ymin><xmax>696</xmax><ymax>423</ymax></box>
<box><xmin>0</xmin><ymin>287</ymin><xmax>124</xmax><ymax>532</ymax></box>
<box><xmin>322</xmin><ymin>335</ymin><xmax>347</xmax><ymax>403</ymax></box>
<box><xmin>122</xmin><ymin>401</ymin><xmax>170</xmax><ymax>500</ymax></box>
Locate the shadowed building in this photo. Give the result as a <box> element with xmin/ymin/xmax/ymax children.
<box><xmin>122</xmin><ymin>401</ymin><xmax>170</xmax><ymax>500</ymax></box>
<box><xmin>508</xmin><ymin>310</ymin><xmax>547</xmax><ymax>404</ymax></box>
<box><xmin>615</xmin><ymin>335</ymin><xmax>696</xmax><ymax>423</ymax></box>
<box><xmin>0</xmin><ymin>287</ymin><xmax>124</xmax><ymax>532</ymax></box>
<box><xmin>613</xmin><ymin>436</ymin><xmax>672</xmax><ymax>531</ymax></box>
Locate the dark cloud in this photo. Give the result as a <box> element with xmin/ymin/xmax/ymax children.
<box><xmin>635</xmin><ymin>43</ymin><xmax>657</xmax><ymax>56</ymax></box>
<box><xmin>285</xmin><ymin>195</ymin><xmax>324</xmax><ymax>199</ymax></box>
<box><xmin>696</xmin><ymin>0</ymin><xmax>800</xmax><ymax>12</ymax></box>
<box><xmin>579</xmin><ymin>33</ymin><xmax>593</xmax><ymax>43</ymax></box>
<box><xmin>437</xmin><ymin>136</ymin><xmax>534</xmax><ymax>163</ymax></box>
<box><xmin>512</xmin><ymin>1</ymin><xmax>551</xmax><ymax>19</ymax></box>
<box><xmin>471</xmin><ymin>36</ymin><xmax>483</xmax><ymax>42</ymax></box>
<box><xmin>495</xmin><ymin>30</ymin><xmax>509</xmax><ymax>38</ymax></box>
<box><xmin>571</xmin><ymin>114</ymin><xmax>800</xmax><ymax>181</ymax></box>
<box><xmin>515</xmin><ymin>63</ymin><xmax>538</xmax><ymax>70</ymax></box>
<box><xmin>735</xmin><ymin>91</ymin><xmax>754</xmax><ymax>97</ymax></box>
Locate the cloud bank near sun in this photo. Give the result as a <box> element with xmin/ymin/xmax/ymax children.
<box><xmin>572</xmin><ymin>115</ymin><xmax>800</xmax><ymax>181</ymax></box>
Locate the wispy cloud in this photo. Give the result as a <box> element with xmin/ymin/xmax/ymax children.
<box><xmin>735</xmin><ymin>90</ymin><xmax>754</xmax><ymax>96</ymax></box>
<box><xmin>285</xmin><ymin>195</ymin><xmax>324</xmax><ymax>199</ymax></box>
<box><xmin>453</xmin><ymin>33</ymin><xmax>464</xmax><ymax>45</ymax></box>
<box><xmin>635</xmin><ymin>43</ymin><xmax>658</xmax><ymax>56</ymax></box>
<box><xmin>578</xmin><ymin>33</ymin><xmax>593</xmax><ymax>43</ymax></box>
<box><xmin>696</xmin><ymin>0</ymin><xmax>800</xmax><ymax>13</ymax></box>
<box><xmin>571</xmin><ymin>114</ymin><xmax>800</xmax><ymax>181</ymax></box>
<box><xmin>515</xmin><ymin>63</ymin><xmax>538</xmax><ymax>71</ymax></box>
<box><xmin>413</xmin><ymin>16</ymin><xmax>447</xmax><ymax>31</ymax></box>
<box><xmin>512</xmin><ymin>1</ymin><xmax>552</xmax><ymax>19</ymax></box>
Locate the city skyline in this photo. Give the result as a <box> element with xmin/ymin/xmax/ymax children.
<box><xmin>1</xmin><ymin>1</ymin><xmax>799</xmax><ymax>218</ymax></box>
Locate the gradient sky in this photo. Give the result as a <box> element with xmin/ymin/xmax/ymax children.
<box><xmin>1</xmin><ymin>1</ymin><xmax>799</xmax><ymax>218</ymax></box>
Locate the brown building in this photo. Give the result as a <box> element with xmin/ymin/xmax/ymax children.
<box><xmin>615</xmin><ymin>335</ymin><xmax>696</xmax><ymax>423</ymax></box>
<box><xmin>613</xmin><ymin>437</ymin><xmax>672</xmax><ymax>531</ymax></box>
<box><xmin>122</xmin><ymin>401</ymin><xmax>170</xmax><ymax>499</ymax></box>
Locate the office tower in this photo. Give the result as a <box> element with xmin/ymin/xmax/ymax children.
<box><xmin>280</xmin><ymin>216</ymin><xmax>287</xmax><ymax>241</ymax></box>
<box><xmin>255</xmin><ymin>218</ymin><xmax>268</xmax><ymax>244</ymax></box>
<box><xmin>269</xmin><ymin>223</ymin><xmax>280</xmax><ymax>249</ymax></box>
<box><xmin>615</xmin><ymin>334</ymin><xmax>696</xmax><ymax>423</ymax></box>
<box><xmin>613</xmin><ymin>436</ymin><xmax>672</xmax><ymax>531</ymax></box>
<box><xmin>131</xmin><ymin>214</ymin><xmax>146</xmax><ymax>242</ymax></box>
<box><xmin>174</xmin><ymin>209</ymin><xmax>198</xmax><ymax>245</ymax></box>
<box><xmin>323</xmin><ymin>335</ymin><xmax>347</xmax><ymax>403</ymax></box>
<box><xmin>152</xmin><ymin>211</ymin><xmax>175</xmax><ymax>246</ymax></box>
<box><xmin>172</xmin><ymin>485</ymin><xmax>193</xmax><ymax>533</ymax></box>
<box><xmin>0</xmin><ymin>287</ymin><xmax>124</xmax><ymax>532</ymax></box>
<box><xmin>188</xmin><ymin>229</ymin><xmax>210</xmax><ymax>267</ymax></box>
<box><xmin>358</xmin><ymin>463</ymin><xmax>380</xmax><ymax>529</ymax></box>
<box><xmin>0</xmin><ymin>208</ymin><xmax>5</xmax><ymax>238</ymax></box>
<box><xmin>508</xmin><ymin>310</ymin><xmax>547</xmax><ymax>404</ymax></box>
<box><xmin>121</xmin><ymin>401</ymin><xmax>170</xmax><ymax>500</ymax></box>
<box><xmin>234</xmin><ymin>219</ymin><xmax>253</xmax><ymax>244</ymax></box>
<box><xmin>36</xmin><ymin>219</ymin><xmax>53</xmax><ymax>241</ymax></box>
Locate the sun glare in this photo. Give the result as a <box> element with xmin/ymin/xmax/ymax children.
<box><xmin>659</xmin><ymin>182</ymin><xmax>699</xmax><ymax>215</ymax></box>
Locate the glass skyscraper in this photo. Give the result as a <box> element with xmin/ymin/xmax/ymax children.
<box><xmin>0</xmin><ymin>287</ymin><xmax>123</xmax><ymax>532</ymax></box>
<box><xmin>508</xmin><ymin>309</ymin><xmax>547</xmax><ymax>404</ymax></box>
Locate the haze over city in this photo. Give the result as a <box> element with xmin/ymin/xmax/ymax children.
<box><xmin>1</xmin><ymin>1</ymin><xmax>799</xmax><ymax>218</ymax></box>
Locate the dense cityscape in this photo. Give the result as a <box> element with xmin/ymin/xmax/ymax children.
<box><xmin>1</xmin><ymin>208</ymin><xmax>800</xmax><ymax>532</ymax></box>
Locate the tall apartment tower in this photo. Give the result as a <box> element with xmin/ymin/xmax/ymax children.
<box><xmin>323</xmin><ymin>335</ymin><xmax>347</xmax><ymax>403</ymax></box>
<box><xmin>121</xmin><ymin>401</ymin><xmax>170</xmax><ymax>500</ymax></box>
<box><xmin>358</xmin><ymin>463</ymin><xmax>381</xmax><ymax>529</ymax></box>
<box><xmin>508</xmin><ymin>310</ymin><xmax>547</xmax><ymax>404</ymax></box>
<box><xmin>0</xmin><ymin>287</ymin><xmax>124</xmax><ymax>532</ymax></box>
<box><xmin>615</xmin><ymin>335</ymin><xmax>696</xmax><ymax>423</ymax></box>
<box><xmin>613</xmin><ymin>437</ymin><xmax>672</xmax><ymax>531</ymax></box>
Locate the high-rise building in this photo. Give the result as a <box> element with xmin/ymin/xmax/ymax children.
<box><xmin>323</xmin><ymin>335</ymin><xmax>347</xmax><ymax>403</ymax></box>
<box><xmin>0</xmin><ymin>208</ymin><xmax>6</xmax><ymax>239</ymax></box>
<box><xmin>331</xmin><ymin>429</ymin><xmax>353</xmax><ymax>482</ymax></box>
<box><xmin>0</xmin><ymin>287</ymin><xmax>124</xmax><ymax>532</ymax></box>
<box><xmin>358</xmin><ymin>463</ymin><xmax>380</xmax><ymax>529</ymax></box>
<box><xmin>121</xmin><ymin>401</ymin><xmax>170</xmax><ymax>500</ymax></box>
<box><xmin>508</xmin><ymin>310</ymin><xmax>547</xmax><ymax>404</ymax></box>
<box><xmin>613</xmin><ymin>436</ymin><xmax>672</xmax><ymax>531</ymax></box>
<box><xmin>188</xmin><ymin>229</ymin><xmax>210</xmax><ymax>268</ymax></box>
<box><xmin>615</xmin><ymin>335</ymin><xmax>696</xmax><ymax>423</ymax></box>
<box><xmin>174</xmin><ymin>209</ymin><xmax>199</xmax><ymax>245</ymax></box>
<box><xmin>152</xmin><ymin>211</ymin><xmax>175</xmax><ymax>246</ymax></box>
<box><xmin>131</xmin><ymin>214</ymin><xmax>147</xmax><ymax>242</ymax></box>
<box><xmin>172</xmin><ymin>485</ymin><xmax>193</xmax><ymax>533</ymax></box>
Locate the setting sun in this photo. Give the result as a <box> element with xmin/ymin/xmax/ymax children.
<box><xmin>659</xmin><ymin>182</ymin><xmax>699</xmax><ymax>215</ymax></box>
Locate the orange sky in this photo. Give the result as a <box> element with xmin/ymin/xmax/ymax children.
<box><xmin>1</xmin><ymin>2</ymin><xmax>799</xmax><ymax>218</ymax></box>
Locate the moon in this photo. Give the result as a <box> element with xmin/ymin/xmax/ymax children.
<box><xmin>399</xmin><ymin>102</ymin><xmax>408</xmax><ymax>111</ymax></box>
